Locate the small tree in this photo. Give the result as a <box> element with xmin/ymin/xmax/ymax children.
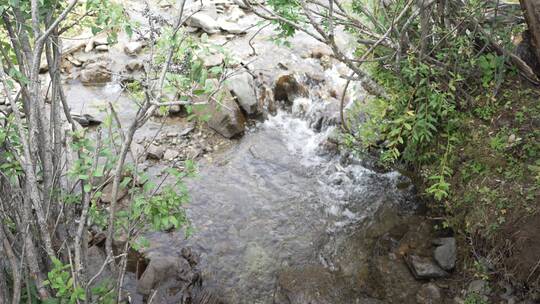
<box><xmin>0</xmin><ymin>0</ymin><xmax>218</xmax><ymax>302</ymax></box>
<box><xmin>520</xmin><ymin>0</ymin><xmax>540</xmax><ymax>72</ymax></box>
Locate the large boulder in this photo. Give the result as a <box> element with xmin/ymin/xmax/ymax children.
<box><xmin>136</xmin><ymin>255</ymin><xmax>193</xmax><ymax>296</ymax></box>
<box><xmin>80</xmin><ymin>57</ymin><xmax>112</xmax><ymax>86</ymax></box>
<box><xmin>199</xmin><ymin>80</ymin><xmax>246</xmax><ymax>138</ymax></box>
<box><xmin>226</xmin><ymin>71</ymin><xmax>260</xmax><ymax>116</ymax></box>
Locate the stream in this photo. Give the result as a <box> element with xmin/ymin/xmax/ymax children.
<box><xmin>61</xmin><ymin>1</ymin><xmax>419</xmax><ymax>303</ymax></box>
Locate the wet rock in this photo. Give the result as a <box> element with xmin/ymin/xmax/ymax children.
<box><xmin>274</xmin><ymin>74</ymin><xmax>308</xmax><ymax>103</ymax></box>
<box><xmin>416</xmin><ymin>283</ymin><xmax>442</xmax><ymax>304</ymax></box>
<box><xmin>147</xmin><ymin>144</ymin><xmax>165</xmax><ymax>160</ymax></box>
<box><xmin>226</xmin><ymin>71</ymin><xmax>259</xmax><ymax>115</ymax></box>
<box><xmin>137</xmin><ymin>255</ymin><xmax>192</xmax><ymax>296</ymax></box>
<box><xmin>71</xmin><ymin>113</ymin><xmax>102</xmax><ymax>127</ymax></box>
<box><xmin>100</xmin><ymin>182</ymin><xmax>128</xmax><ymax>204</ymax></box>
<box><xmin>124</xmin><ymin>41</ymin><xmax>145</xmax><ymax>56</ymax></box>
<box><xmin>164</xmin><ymin>149</ymin><xmax>179</xmax><ymax>161</ymax></box>
<box><xmin>433</xmin><ymin>237</ymin><xmax>456</xmax><ymax>271</ymax></box>
<box><xmin>188</xmin><ymin>12</ymin><xmax>220</xmax><ymax>34</ymax></box>
<box><xmin>80</xmin><ymin>57</ymin><xmax>112</xmax><ymax>86</ymax></box>
<box><xmin>406</xmin><ymin>254</ymin><xmax>449</xmax><ymax>279</ymax></box>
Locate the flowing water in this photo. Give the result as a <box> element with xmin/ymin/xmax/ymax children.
<box><xmin>139</xmin><ymin>97</ymin><xmax>416</xmax><ymax>303</ymax></box>
<box><xmin>63</xmin><ymin>2</ymin><xmax>418</xmax><ymax>302</ymax></box>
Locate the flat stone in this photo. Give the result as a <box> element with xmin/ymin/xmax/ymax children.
<box><xmin>433</xmin><ymin>237</ymin><xmax>457</xmax><ymax>271</ymax></box>
<box><xmin>179</xmin><ymin>125</ymin><xmax>195</xmax><ymax>137</ymax></box>
<box><xmin>218</xmin><ymin>20</ymin><xmax>246</xmax><ymax>34</ymax></box>
<box><xmin>406</xmin><ymin>254</ymin><xmax>449</xmax><ymax>279</ymax></box>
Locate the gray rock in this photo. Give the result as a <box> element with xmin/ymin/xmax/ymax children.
<box><xmin>406</xmin><ymin>254</ymin><xmax>449</xmax><ymax>279</ymax></box>
<box><xmin>188</xmin><ymin>12</ymin><xmax>220</xmax><ymax>34</ymax></box>
<box><xmin>124</xmin><ymin>41</ymin><xmax>144</xmax><ymax>56</ymax></box>
<box><xmin>179</xmin><ymin>125</ymin><xmax>195</xmax><ymax>137</ymax></box>
<box><xmin>433</xmin><ymin>237</ymin><xmax>457</xmax><ymax>271</ymax></box>
<box><xmin>208</xmin><ymin>94</ymin><xmax>246</xmax><ymax>138</ymax></box>
<box><xmin>416</xmin><ymin>283</ymin><xmax>442</xmax><ymax>304</ymax></box>
<box><xmin>164</xmin><ymin>149</ymin><xmax>179</xmax><ymax>161</ymax></box>
<box><xmin>226</xmin><ymin>71</ymin><xmax>259</xmax><ymax>115</ymax></box>
<box><xmin>137</xmin><ymin>255</ymin><xmax>191</xmax><ymax>295</ymax></box>
<box><xmin>218</xmin><ymin>20</ymin><xmax>246</xmax><ymax>34</ymax></box>
<box><xmin>87</xmin><ymin>246</ymin><xmax>113</xmax><ymax>288</ymax></box>
<box><xmin>126</xmin><ymin>60</ymin><xmax>143</xmax><ymax>72</ymax></box>
<box><xmin>467</xmin><ymin>280</ymin><xmax>490</xmax><ymax>296</ymax></box>
<box><xmin>198</xmin><ymin>80</ymin><xmax>246</xmax><ymax>138</ymax></box>
<box><xmin>80</xmin><ymin>57</ymin><xmax>112</xmax><ymax>86</ymax></box>
<box><xmin>147</xmin><ymin>144</ymin><xmax>165</xmax><ymax>160</ymax></box>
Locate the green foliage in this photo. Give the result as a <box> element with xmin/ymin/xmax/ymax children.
<box><xmin>43</xmin><ymin>258</ymin><xmax>86</xmax><ymax>304</ymax></box>
<box><xmin>129</xmin><ymin>161</ymin><xmax>196</xmax><ymax>232</ymax></box>
<box><xmin>464</xmin><ymin>293</ymin><xmax>488</xmax><ymax>304</ymax></box>
<box><xmin>339</xmin><ymin>0</ymin><xmax>515</xmax><ymax>201</ymax></box>
<box><xmin>42</xmin><ymin>258</ymin><xmax>115</xmax><ymax>304</ymax></box>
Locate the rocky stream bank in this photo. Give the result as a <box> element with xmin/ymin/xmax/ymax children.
<box><xmin>2</xmin><ymin>0</ymin><xmax>537</xmax><ymax>303</ymax></box>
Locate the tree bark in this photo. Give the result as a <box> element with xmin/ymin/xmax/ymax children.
<box><xmin>520</xmin><ymin>0</ymin><xmax>540</xmax><ymax>69</ymax></box>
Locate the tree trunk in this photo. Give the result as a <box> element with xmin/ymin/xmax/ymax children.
<box><xmin>520</xmin><ymin>0</ymin><xmax>540</xmax><ymax>69</ymax></box>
